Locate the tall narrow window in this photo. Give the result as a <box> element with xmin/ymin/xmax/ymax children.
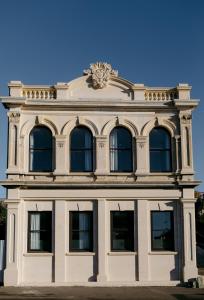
<box><xmin>149</xmin><ymin>127</ymin><xmax>172</xmax><ymax>172</ymax></box>
<box><xmin>28</xmin><ymin>212</ymin><xmax>52</xmax><ymax>252</ymax></box>
<box><xmin>29</xmin><ymin>126</ymin><xmax>53</xmax><ymax>172</ymax></box>
<box><xmin>69</xmin><ymin>211</ymin><xmax>93</xmax><ymax>252</ymax></box>
<box><xmin>151</xmin><ymin>211</ymin><xmax>174</xmax><ymax>251</ymax></box>
<box><xmin>70</xmin><ymin>126</ymin><xmax>93</xmax><ymax>172</ymax></box>
<box><xmin>110</xmin><ymin>127</ymin><xmax>133</xmax><ymax>172</ymax></box>
<box><xmin>111</xmin><ymin>211</ymin><xmax>134</xmax><ymax>251</ymax></box>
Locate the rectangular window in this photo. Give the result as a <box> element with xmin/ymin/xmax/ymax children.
<box><xmin>151</xmin><ymin>211</ymin><xmax>174</xmax><ymax>251</ymax></box>
<box><xmin>111</xmin><ymin>211</ymin><xmax>134</xmax><ymax>251</ymax></box>
<box><xmin>28</xmin><ymin>212</ymin><xmax>52</xmax><ymax>252</ymax></box>
<box><xmin>69</xmin><ymin>211</ymin><xmax>93</xmax><ymax>252</ymax></box>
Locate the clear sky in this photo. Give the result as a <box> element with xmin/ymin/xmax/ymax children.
<box><xmin>0</xmin><ymin>0</ymin><xmax>203</xmax><ymax>197</ymax></box>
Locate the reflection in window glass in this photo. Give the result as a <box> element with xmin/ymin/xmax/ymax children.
<box><xmin>151</xmin><ymin>211</ymin><xmax>174</xmax><ymax>251</ymax></box>
<box><xmin>29</xmin><ymin>126</ymin><xmax>53</xmax><ymax>172</ymax></box>
<box><xmin>110</xmin><ymin>127</ymin><xmax>133</xmax><ymax>172</ymax></box>
<box><xmin>149</xmin><ymin>127</ymin><xmax>172</xmax><ymax>172</ymax></box>
<box><xmin>70</xmin><ymin>127</ymin><xmax>93</xmax><ymax>172</ymax></box>
<box><xmin>70</xmin><ymin>211</ymin><xmax>93</xmax><ymax>251</ymax></box>
<box><xmin>111</xmin><ymin>211</ymin><xmax>134</xmax><ymax>251</ymax></box>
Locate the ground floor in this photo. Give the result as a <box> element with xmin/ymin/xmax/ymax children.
<box><xmin>4</xmin><ymin>187</ymin><xmax>198</xmax><ymax>286</ymax></box>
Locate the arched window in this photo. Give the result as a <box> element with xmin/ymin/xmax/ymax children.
<box><xmin>70</xmin><ymin>126</ymin><xmax>93</xmax><ymax>172</ymax></box>
<box><xmin>29</xmin><ymin>126</ymin><xmax>53</xmax><ymax>172</ymax></box>
<box><xmin>110</xmin><ymin>126</ymin><xmax>133</xmax><ymax>172</ymax></box>
<box><xmin>149</xmin><ymin>127</ymin><xmax>172</xmax><ymax>172</ymax></box>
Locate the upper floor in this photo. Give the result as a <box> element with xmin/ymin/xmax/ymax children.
<box><xmin>0</xmin><ymin>62</ymin><xmax>199</xmax><ymax>188</ymax></box>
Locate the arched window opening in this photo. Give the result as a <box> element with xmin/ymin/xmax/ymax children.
<box><xmin>70</xmin><ymin>126</ymin><xmax>93</xmax><ymax>172</ymax></box>
<box><xmin>149</xmin><ymin>127</ymin><xmax>172</xmax><ymax>172</ymax></box>
<box><xmin>110</xmin><ymin>126</ymin><xmax>133</xmax><ymax>172</ymax></box>
<box><xmin>29</xmin><ymin>126</ymin><xmax>53</xmax><ymax>172</ymax></box>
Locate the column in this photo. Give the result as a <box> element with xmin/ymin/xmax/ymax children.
<box><xmin>7</xmin><ymin>112</ymin><xmax>20</xmax><ymax>172</ymax></box>
<box><xmin>179</xmin><ymin>113</ymin><xmax>194</xmax><ymax>175</ymax></box>
<box><xmin>95</xmin><ymin>136</ymin><xmax>108</xmax><ymax>175</ymax></box>
<box><xmin>135</xmin><ymin>136</ymin><xmax>148</xmax><ymax>175</ymax></box>
<box><xmin>180</xmin><ymin>198</ymin><xmax>198</xmax><ymax>282</ymax></box>
<box><xmin>97</xmin><ymin>199</ymin><xmax>107</xmax><ymax>282</ymax></box>
<box><xmin>54</xmin><ymin>200</ymin><xmax>66</xmax><ymax>282</ymax></box>
<box><xmin>54</xmin><ymin>135</ymin><xmax>67</xmax><ymax>175</ymax></box>
<box><xmin>137</xmin><ymin>199</ymin><xmax>149</xmax><ymax>281</ymax></box>
<box><xmin>4</xmin><ymin>201</ymin><xmax>20</xmax><ymax>286</ymax></box>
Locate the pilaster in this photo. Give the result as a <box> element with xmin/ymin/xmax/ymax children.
<box><xmin>97</xmin><ymin>199</ymin><xmax>107</xmax><ymax>282</ymax></box>
<box><xmin>54</xmin><ymin>200</ymin><xmax>66</xmax><ymax>283</ymax></box>
<box><xmin>95</xmin><ymin>136</ymin><xmax>108</xmax><ymax>175</ymax></box>
<box><xmin>4</xmin><ymin>200</ymin><xmax>21</xmax><ymax>286</ymax></box>
<box><xmin>53</xmin><ymin>135</ymin><xmax>67</xmax><ymax>175</ymax></box>
<box><xmin>137</xmin><ymin>199</ymin><xmax>149</xmax><ymax>281</ymax></box>
<box><xmin>135</xmin><ymin>136</ymin><xmax>148</xmax><ymax>175</ymax></box>
<box><xmin>7</xmin><ymin>112</ymin><xmax>20</xmax><ymax>173</ymax></box>
<box><xmin>180</xmin><ymin>197</ymin><xmax>198</xmax><ymax>282</ymax></box>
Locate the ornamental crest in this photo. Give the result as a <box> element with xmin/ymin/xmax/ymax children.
<box><xmin>83</xmin><ymin>62</ymin><xmax>118</xmax><ymax>89</ymax></box>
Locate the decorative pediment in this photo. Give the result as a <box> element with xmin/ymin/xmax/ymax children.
<box><xmin>83</xmin><ymin>62</ymin><xmax>118</xmax><ymax>89</ymax></box>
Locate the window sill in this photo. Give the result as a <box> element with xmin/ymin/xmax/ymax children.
<box><xmin>66</xmin><ymin>252</ymin><xmax>95</xmax><ymax>256</ymax></box>
<box><xmin>24</xmin><ymin>172</ymin><xmax>53</xmax><ymax>175</ymax></box>
<box><xmin>24</xmin><ymin>253</ymin><xmax>54</xmax><ymax>257</ymax></box>
<box><xmin>148</xmin><ymin>251</ymin><xmax>178</xmax><ymax>255</ymax></box>
<box><xmin>108</xmin><ymin>252</ymin><xmax>137</xmax><ymax>256</ymax></box>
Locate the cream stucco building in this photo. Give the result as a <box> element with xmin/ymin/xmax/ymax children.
<box><xmin>0</xmin><ymin>62</ymin><xmax>200</xmax><ymax>286</ymax></box>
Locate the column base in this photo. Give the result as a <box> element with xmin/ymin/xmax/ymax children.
<box><xmin>97</xmin><ymin>274</ymin><xmax>107</xmax><ymax>282</ymax></box>
<box><xmin>4</xmin><ymin>267</ymin><xmax>19</xmax><ymax>286</ymax></box>
<box><xmin>183</xmin><ymin>264</ymin><xmax>198</xmax><ymax>282</ymax></box>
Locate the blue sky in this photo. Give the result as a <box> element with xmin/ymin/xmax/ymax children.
<box><xmin>0</xmin><ymin>0</ymin><xmax>203</xmax><ymax>196</ymax></box>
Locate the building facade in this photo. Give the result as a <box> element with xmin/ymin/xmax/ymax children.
<box><xmin>0</xmin><ymin>62</ymin><xmax>200</xmax><ymax>286</ymax></box>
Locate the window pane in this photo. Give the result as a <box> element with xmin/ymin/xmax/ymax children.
<box><xmin>150</xmin><ymin>150</ymin><xmax>171</xmax><ymax>172</ymax></box>
<box><xmin>110</xmin><ymin>127</ymin><xmax>133</xmax><ymax>172</ymax></box>
<box><xmin>151</xmin><ymin>211</ymin><xmax>174</xmax><ymax>251</ymax></box>
<box><xmin>111</xmin><ymin>211</ymin><xmax>134</xmax><ymax>251</ymax></box>
<box><xmin>70</xmin><ymin>127</ymin><xmax>93</xmax><ymax>172</ymax></box>
<box><xmin>30</xmin><ymin>149</ymin><xmax>52</xmax><ymax>171</ymax></box>
<box><xmin>28</xmin><ymin>212</ymin><xmax>52</xmax><ymax>252</ymax></box>
<box><xmin>149</xmin><ymin>127</ymin><xmax>172</xmax><ymax>172</ymax></box>
<box><xmin>71</xmin><ymin>150</ymin><xmax>92</xmax><ymax>171</ymax></box>
<box><xmin>150</xmin><ymin>128</ymin><xmax>171</xmax><ymax>149</ymax></box>
<box><xmin>29</xmin><ymin>126</ymin><xmax>53</xmax><ymax>172</ymax></box>
<box><xmin>30</xmin><ymin>126</ymin><xmax>52</xmax><ymax>149</ymax></box>
<box><xmin>70</xmin><ymin>212</ymin><xmax>93</xmax><ymax>251</ymax></box>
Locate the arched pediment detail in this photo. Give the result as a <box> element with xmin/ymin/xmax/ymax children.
<box><xmin>20</xmin><ymin>117</ymin><xmax>58</xmax><ymax>137</ymax></box>
<box><xmin>67</xmin><ymin>75</ymin><xmax>135</xmax><ymax>101</ymax></box>
<box><xmin>101</xmin><ymin>117</ymin><xmax>138</xmax><ymax>137</ymax></box>
<box><xmin>141</xmin><ymin>117</ymin><xmax>177</xmax><ymax>137</ymax></box>
<box><xmin>61</xmin><ymin>117</ymin><xmax>99</xmax><ymax>136</ymax></box>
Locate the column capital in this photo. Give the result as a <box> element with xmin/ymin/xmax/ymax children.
<box><xmin>180</xmin><ymin>198</ymin><xmax>197</xmax><ymax>204</ymax></box>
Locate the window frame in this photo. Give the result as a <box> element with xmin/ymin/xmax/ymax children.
<box><xmin>29</xmin><ymin>126</ymin><xmax>53</xmax><ymax>172</ymax></box>
<box><xmin>110</xmin><ymin>210</ymin><xmax>134</xmax><ymax>252</ymax></box>
<box><xmin>151</xmin><ymin>210</ymin><xmax>175</xmax><ymax>251</ymax></box>
<box><xmin>109</xmin><ymin>126</ymin><xmax>133</xmax><ymax>173</ymax></box>
<box><xmin>70</xmin><ymin>126</ymin><xmax>94</xmax><ymax>172</ymax></box>
<box><xmin>69</xmin><ymin>211</ymin><xmax>93</xmax><ymax>252</ymax></box>
<box><xmin>27</xmin><ymin>211</ymin><xmax>52</xmax><ymax>253</ymax></box>
<box><xmin>149</xmin><ymin>127</ymin><xmax>172</xmax><ymax>173</ymax></box>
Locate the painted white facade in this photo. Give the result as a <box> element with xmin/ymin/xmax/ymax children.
<box><xmin>0</xmin><ymin>62</ymin><xmax>200</xmax><ymax>286</ymax></box>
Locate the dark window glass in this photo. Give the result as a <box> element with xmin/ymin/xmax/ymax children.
<box><xmin>28</xmin><ymin>212</ymin><xmax>52</xmax><ymax>252</ymax></box>
<box><xmin>149</xmin><ymin>127</ymin><xmax>172</xmax><ymax>172</ymax></box>
<box><xmin>70</xmin><ymin>127</ymin><xmax>93</xmax><ymax>172</ymax></box>
<box><xmin>111</xmin><ymin>211</ymin><xmax>134</xmax><ymax>251</ymax></box>
<box><xmin>70</xmin><ymin>212</ymin><xmax>93</xmax><ymax>251</ymax></box>
<box><xmin>110</xmin><ymin>127</ymin><xmax>133</xmax><ymax>172</ymax></box>
<box><xmin>151</xmin><ymin>211</ymin><xmax>174</xmax><ymax>251</ymax></box>
<box><xmin>29</xmin><ymin>126</ymin><xmax>53</xmax><ymax>172</ymax></box>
